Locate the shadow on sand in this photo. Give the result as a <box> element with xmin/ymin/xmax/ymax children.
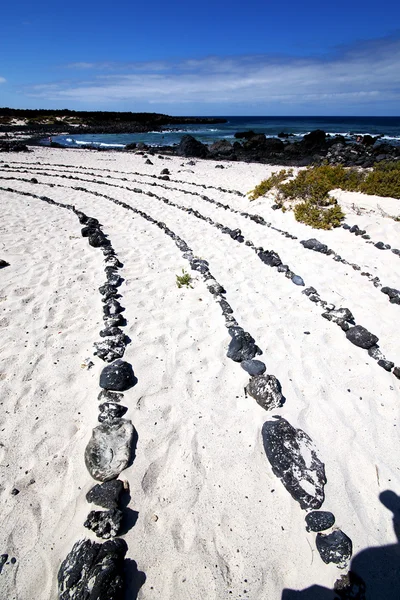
<box><xmin>282</xmin><ymin>490</ymin><xmax>400</xmax><ymax>600</ymax></box>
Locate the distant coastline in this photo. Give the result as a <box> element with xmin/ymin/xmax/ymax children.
<box><xmin>0</xmin><ymin>108</ymin><xmax>227</xmax><ymax>136</ymax></box>
<box><xmin>2</xmin><ymin>111</ymin><xmax>400</xmax><ymax>168</ymax></box>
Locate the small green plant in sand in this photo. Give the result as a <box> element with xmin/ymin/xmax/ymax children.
<box><xmin>248</xmin><ymin>161</ymin><xmax>400</xmax><ymax>230</ymax></box>
<box><xmin>176</xmin><ymin>269</ymin><xmax>193</xmax><ymax>289</ymax></box>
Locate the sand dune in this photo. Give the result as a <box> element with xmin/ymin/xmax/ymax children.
<box><xmin>0</xmin><ymin>147</ymin><xmax>399</xmax><ymax>599</ymax></box>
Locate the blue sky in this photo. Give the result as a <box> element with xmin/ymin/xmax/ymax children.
<box><xmin>1</xmin><ymin>0</ymin><xmax>400</xmax><ymax>115</ymax></box>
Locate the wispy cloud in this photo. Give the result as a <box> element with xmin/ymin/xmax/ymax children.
<box><xmin>27</xmin><ymin>36</ymin><xmax>400</xmax><ymax>111</ymax></box>
<box><xmin>0</xmin><ymin>77</ymin><xmax>6</xmax><ymax>84</ymax></box>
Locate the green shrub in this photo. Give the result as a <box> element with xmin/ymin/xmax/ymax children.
<box><xmin>248</xmin><ymin>161</ymin><xmax>400</xmax><ymax>229</ymax></box>
<box><xmin>248</xmin><ymin>169</ymin><xmax>292</xmax><ymax>200</ymax></box>
<box><xmin>360</xmin><ymin>161</ymin><xmax>400</xmax><ymax>198</ymax></box>
<box><xmin>176</xmin><ymin>269</ymin><xmax>193</xmax><ymax>289</ymax></box>
<box><xmin>294</xmin><ymin>202</ymin><xmax>345</xmax><ymax>229</ymax></box>
<box><xmin>279</xmin><ymin>165</ymin><xmax>363</xmax><ymax>202</ymax></box>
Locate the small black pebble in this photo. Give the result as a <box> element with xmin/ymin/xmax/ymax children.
<box><xmin>11</xmin><ymin>488</ymin><xmax>20</xmax><ymax>496</ymax></box>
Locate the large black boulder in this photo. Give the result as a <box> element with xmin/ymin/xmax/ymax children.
<box><xmin>99</xmin><ymin>360</ymin><xmax>136</xmax><ymax>391</ymax></box>
<box><xmin>176</xmin><ymin>135</ymin><xmax>209</xmax><ymax>158</ymax></box>
<box><xmin>303</xmin><ymin>129</ymin><xmax>326</xmax><ymax>146</ymax></box>
<box><xmin>58</xmin><ymin>538</ymin><xmax>127</xmax><ymax>600</ymax></box>
<box><xmin>234</xmin><ymin>130</ymin><xmax>256</xmax><ymax>139</ymax></box>
<box><xmin>262</xmin><ymin>417</ymin><xmax>326</xmax><ymax>509</ymax></box>
<box><xmin>243</xmin><ymin>135</ymin><xmax>284</xmax><ymax>153</ymax></box>
<box><xmin>209</xmin><ymin>140</ymin><xmax>234</xmax><ymax>156</ymax></box>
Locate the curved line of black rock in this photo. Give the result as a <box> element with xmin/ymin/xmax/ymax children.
<box><xmin>1</xmin><ymin>182</ymin><xmax>357</xmax><ymax>569</ymax></box>
<box><xmin>3</xmin><ymin>163</ymin><xmax>399</xmax><ymax>305</ymax></box>
<box><xmin>300</xmin><ymin>238</ymin><xmax>400</xmax><ymax>305</ymax></box>
<box><xmin>0</xmin><ymin>158</ymin><xmax>246</xmax><ymax>196</ymax></box>
<box><xmin>0</xmin><ymin>184</ymin><xmax>140</xmax><ymax>599</ymax></box>
<box><xmin>1</xmin><ymin>173</ymin><xmax>398</xmax><ymax>379</ymax></box>
<box><xmin>341</xmin><ymin>222</ymin><xmax>400</xmax><ymax>260</ymax></box>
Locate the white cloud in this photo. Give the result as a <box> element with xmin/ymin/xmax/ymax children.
<box><xmin>27</xmin><ymin>36</ymin><xmax>400</xmax><ymax>111</ymax></box>
<box><xmin>0</xmin><ymin>77</ymin><xmax>6</xmax><ymax>84</ymax></box>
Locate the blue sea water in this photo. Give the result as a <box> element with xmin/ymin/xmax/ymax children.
<box><xmin>50</xmin><ymin>116</ymin><xmax>400</xmax><ymax>149</ymax></box>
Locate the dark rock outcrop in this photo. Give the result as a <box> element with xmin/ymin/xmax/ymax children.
<box><xmin>177</xmin><ymin>135</ymin><xmax>209</xmax><ymax>158</ymax></box>
<box><xmin>303</xmin><ymin>129</ymin><xmax>326</xmax><ymax>146</ymax></box>
<box><xmin>234</xmin><ymin>130</ymin><xmax>256</xmax><ymax>139</ymax></box>
<box><xmin>209</xmin><ymin>140</ymin><xmax>234</xmax><ymax>157</ymax></box>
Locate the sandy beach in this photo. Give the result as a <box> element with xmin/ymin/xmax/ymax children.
<box><xmin>0</xmin><ymin>147</ymin><xmax>399</xmax><ymax>600</ymax></box>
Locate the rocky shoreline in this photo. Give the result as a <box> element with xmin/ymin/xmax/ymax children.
<box><xmin>164</xmin><ymin>130</ymin><xmax>400</xmax><ymax>168</ymax></box>
<box><xmin>3</xmin><ymin>127</ymin><xmax>400</xmax><ymax>169</ymax></box>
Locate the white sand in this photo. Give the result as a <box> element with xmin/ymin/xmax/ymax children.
<box><xmin>0</xmin><ymin>147</ymin><xmax>399</xmax><ymax>599</ymax></box>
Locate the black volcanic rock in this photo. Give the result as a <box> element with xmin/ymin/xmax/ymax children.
<box><xmin>177</xmin><ymin>135</ymin><xmax>209</xmax><ymax>158</ymax></box>
<box><xmin>301</xmin><ymin>238</ymin><xmax>329</xmax><ymax>254</ymax></box>
<box><xmin>303</xmin><ymin>129</ymin><xmax>326</xmax><ymax>146</ymax></box>
<box><xmin>89</xmin><ymin>231</ymin><xmax>110</xmax><ymax>248</ymax></box>
<box><xmin>227</xmin><ymin>327</ymin><xmax>262</xmax><ymax>362</ymax></box>
<box><xmin>305</xmin><ymin>511</ymin><xmax>335</xmax><ymax>532</ymax></box>
<box><xmin>240</xmin><ymin>359</ymin><xmax>266</xmax><ymax>376</ymax></box>
<box><xmin>86</xmin><ymin>479</ymin><xmax>124</xmax><ymax>509</ymax></box>
<box><xmin>98</xmin><ymin>402</ymin><xmax>128</xmax><ymax>423</ymax></box>
<box><xmin>258</xmin><ymin>249</ymin><xmax>282</xmax><ymax>267</ymax></box>
<box><xmin>346</xmin><ymin>325</ymin><xmax>379</xmax><ymax>349</ymax></box>
<box><xmin>234</xmin><ymin>130</ymin><xmax>256</xmax><ymax>139</ymax></box>
<box><xmin>209</xmin><ymin>140</ymin><xmax>234</xmax><ymax>156</ymax></box>
<box><xmin>99</xmin><ymin>360</ymin><xmax>135</xmax><ymax>391</ymax></box>
<box><xmin>246</xmin><ymin>374</ymin><xmax>284</xmax><ymax>410</ymax></box>
<box><xmin>58</xmin><ymin>538</ymin><xmax>127</xmax><ymax>600</ymax></box>
<box><xmin>316</xmin><ymin>530</ymin><xmax>353</xmax><ymax>567</ymax></box>
<box><xmin>262</xmin><ymin>417</ymin><xmax>326</xmax><ymax>510</ymax></box>
<box><xmin>84</xmin><ymin>508</ymin><xmax>123</xmax><ymax>539</ymax></box>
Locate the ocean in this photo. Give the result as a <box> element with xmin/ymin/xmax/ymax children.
<box><xmin>50</xmin><ymin>116</ymin><xmax>400</xmax><ymax>149</ymax></box>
